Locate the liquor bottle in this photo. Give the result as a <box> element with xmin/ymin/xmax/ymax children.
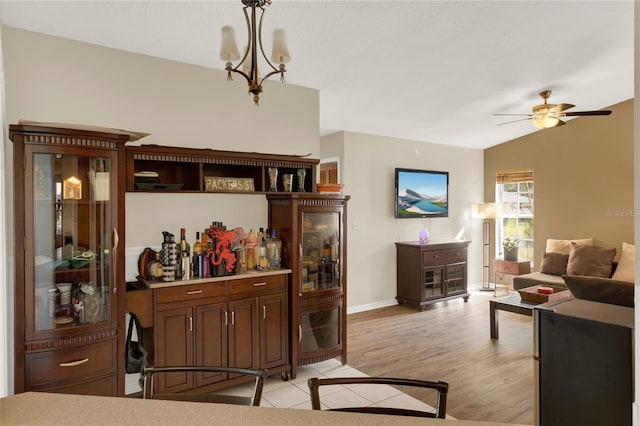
<box><xmin>331</xmin><ymin>233</ymin><xmax>338</xmax><ymax>261</ymax></box>
<box><xmin>322</xmin><ymin>238</ymin><xmax>332</xmax><ymax>262</ymax></box>
<box><xmin>192</xmin><ymin>232</ymin><xmax>201</xmax><ymax>278</ymax></box>
<box><xmin>246</xmin><ymin>229</ymin><xmax>257</xmax><ymax>270</ymax></box>
<box><xmin>202</xmin><ymin>229</ymin><xmax>210</xmax><ymax>253</ymax></box>
<box><xmin>258</xmin><ymin>229</ymin><xmax>268</xmax><ymax>270</ymax></box>
<box><xmin>266</xmin><ymin>229</ymin><xmax>281</xmax><ymax>269</ymax></box>
<box><xmin>235</xmin><ymin>239</ymin><xmax>247</xmax><ymax>273</ymax></box>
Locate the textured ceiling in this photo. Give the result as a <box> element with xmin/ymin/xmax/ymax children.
<box><xmin>0</xmin><ymin>0</ymin><xmax>634</xmax><ymax>149</ymax></box>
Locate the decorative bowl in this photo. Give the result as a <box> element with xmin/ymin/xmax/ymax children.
<box><xmin>316</xmin><ymin>183</ymin><xmax>343</xmax><ymax>194</ymax></box>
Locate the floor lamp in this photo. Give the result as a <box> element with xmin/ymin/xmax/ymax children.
<box><xmin>471</xmin><ymin>203</ymin><xmax>500</xmax><ymax>291</ymax></box>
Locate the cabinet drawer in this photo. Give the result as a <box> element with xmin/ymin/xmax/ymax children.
<box><xmin>156</xmin><ymin>281</ymin><xmax>226</xmax><ymax>304</ymax></box>
<box><xmin>49</xmin><ymin>373</ymin><xmax>117</xmax><ymax>396</ymax></box>
<box><xmin>495</xmin><ymin>259</ymin><xmax>531</xmax><ymax>275</ymax></box>
<box><xmin>446</xmin><ymin>248</ymin><xmax>467</xmax><ymax>263</ymax></box>
<box><xmin>25</xmin><ymin>339</ymin><xmax>117</xmax><ymax>390</ymax></box>
<box><xmin>422</xmin><ymin>250</ymin><xmax>447</xmax><ymax>266</ymax></box>
<box><xmin>229</xmin><ymin>274</ymin><xmax>286</xmax><ymax>295</ymax></box>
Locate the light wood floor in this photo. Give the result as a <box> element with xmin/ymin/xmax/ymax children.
<box><xmin>347</xmin><ymin>289</ymin><xmax>534</xmax><ymax>425</ymax></box>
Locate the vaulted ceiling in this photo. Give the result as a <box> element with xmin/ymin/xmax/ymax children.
<box><xmin>0</xmin><ymin>1</ymin><xmax>634</xmax><ymax>149</ymax></box>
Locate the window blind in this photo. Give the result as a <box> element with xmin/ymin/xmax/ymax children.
<box><xmin>496</xmin><ymin>169</ymin><xmax>533</xmax><ymax>184</ymax></box>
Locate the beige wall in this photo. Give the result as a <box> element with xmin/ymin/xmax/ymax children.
<box><xmin>484</xmin><ymin>99</ymin><xmax>634</xmax><ymax>271</ymax></box>
<box><xmin>2</xmin><ymin>26</ymin><xmax>320</xmax><ymax>279</ymax></box>
<box><xmin>323</xmin><ymin>131</ymin><xmax>484</xmax><ymax>311</ymax></box>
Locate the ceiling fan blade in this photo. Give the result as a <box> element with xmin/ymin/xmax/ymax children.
<box><xmin>562</xmin><ymin>110</ymin><xmax>612</xmax><ymax>117</ymax></box>
<box><xmin>497</xmin><ymin>117</ymin><xmax>533</xmax><ymax>126</ymax></box>
<box><xmin>553</xmin><ymin>103</ymin><xmax>575</xmax><ymax>112</ymax></box>
<box><xmin>554</xmin><ymin>119</ymin><xmax>566</xmax><ymax>127</ymax></box>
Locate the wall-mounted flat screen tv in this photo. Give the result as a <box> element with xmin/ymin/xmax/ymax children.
<box><xmin>394</xmin><ymin>168</ymin><xmax>449</xmax><ymax>219</ymax></box>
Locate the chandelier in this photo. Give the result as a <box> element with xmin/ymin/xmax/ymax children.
<box><xmin>219</xmin><ymin>0</ymin><xmax>291</xmax><ymax>106</ymax></box>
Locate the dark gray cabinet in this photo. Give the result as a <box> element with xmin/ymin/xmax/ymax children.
<box><xmin>395</xmin><ymin>239</ymin><xmax>470</xmax><ymax>310</ymax></box>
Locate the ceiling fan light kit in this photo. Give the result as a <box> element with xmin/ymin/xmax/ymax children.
<box><xmin>496</xmin><ymin>90</ymin><xmax>612</xmax><ymax>129</ymax></box>
<box><xmin>220</xmin><ymin>0</ymin><xmax>291</xmax><ymax>106</ymax></box>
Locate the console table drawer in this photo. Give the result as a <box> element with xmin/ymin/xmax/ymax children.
<box><xmin>25</xmin><ymin>339</ymin><xmax>117</xmax><ymax>390</ymax></box>
<box><xmin>446</xmin><ymin>248</ymin><xmax>467</xmax><ymax>263</ymax></box>
<box><xmin>156</xmin><ymin>281</ymin><xmax>226</xmax><ymax>303</ymax></box>
<box><xmin>422</xmin><ymin>250</ymin><xmax>448</xmax><ymax>266</ymax></box>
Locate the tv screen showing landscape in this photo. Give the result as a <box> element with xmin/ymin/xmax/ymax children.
<box><xmin>395</xmin><ymin>168</ymin><xmax>449</xmax><ymax>218</ymax></box>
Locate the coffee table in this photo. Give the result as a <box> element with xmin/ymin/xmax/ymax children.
<box><xmin>489</xmin><ymin>289</ymin><xmax>570</xmax><ymax>339</ymax></box>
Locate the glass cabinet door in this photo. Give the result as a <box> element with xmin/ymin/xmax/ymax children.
<box><xmin>300</xmin><ymin>211</ymin><xmax>341</xmax><ymax>294</ymax></box>
<box><xmin>423</xmin><ymin>266</ymin><xmax>445</xmax><ymax>299</ymax></box>
<box><xmin>299</xmin><ymin>304</ymin><xmax>342</xmax><ymax>356</ymax></box>
<box><xmin>31</xmin><ymin>151</ymin><xmax>114</xmax><ymax>332</ymax></box>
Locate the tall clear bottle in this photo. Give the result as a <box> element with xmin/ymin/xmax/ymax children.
<box><xmin>180</xmin><ymin>229</ymin><xmax>191</xmax><ymax>280</ymax></box>
<box><xmin>266</xmin><ymin>229</ymin><xmax>281</xmax><ymax>269</ymax></box>
<box><xmin>235</xmin><ymin>239</ymin><xmax>247</xmax><ymax>273</ymax></box>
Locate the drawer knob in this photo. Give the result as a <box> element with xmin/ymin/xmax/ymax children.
<box><xmin>60</xmin><ymin>358</ymin><xmax>89</xmax><ymax>367</ymax></box>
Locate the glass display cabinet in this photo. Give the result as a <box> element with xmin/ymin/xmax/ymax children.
<box><xmin>11</xmin><ymin>123</ymin><xmax>143</xmax><ymax>395</ymax></box>
<box><xmin>267</xmin><ymin>193</ymin><xmax>349</xmax><ymax>379</ymax></box>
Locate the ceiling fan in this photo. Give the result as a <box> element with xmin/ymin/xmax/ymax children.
<box><xmin>495</xmin><ymin>90</ymin><xmax>612</xmax><ymax>129</ymax></box>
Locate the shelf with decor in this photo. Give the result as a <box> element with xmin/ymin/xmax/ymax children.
<box><xmin>125</xmin><ymin>145</ymin><xmax>318</xmax><ymax>194</ymax></box>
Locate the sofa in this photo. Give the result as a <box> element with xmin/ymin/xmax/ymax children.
<box><xmin>512</xmin><ymin>238</ymin><xmax>635</xmax><ymax>308</ymax></box>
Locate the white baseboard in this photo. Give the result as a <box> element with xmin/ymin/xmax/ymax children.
<box><xmin>347</xmin><ymin>299</ymin><xmax>398</xmax><ymax>315</ymax></box>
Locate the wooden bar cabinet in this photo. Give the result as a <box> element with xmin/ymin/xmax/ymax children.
<box><xmin>267</xmin><ymin>193</ymin><xmax>349</xmax><ymax>379</ymax></box>
<box><xmin>11</xmin><ymin>123</ymin><xmax>144</xmax><ymax>395</ymax></box>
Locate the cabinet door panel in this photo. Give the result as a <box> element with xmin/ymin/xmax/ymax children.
<box><xmin>27</xmin><ymin>149</ymin><xmax>117</xmax><ymax>338</ymax></box>
<box><xmin>195</xmin><ymin>302</ymin><xmax>227</xmax><ymax>387</ymax></box>
<box><xmin>446</xmin><ymin>263</ymin><xmax>467</xmax><ymax>296</ymax></box>
<box><xmin>228</xmin><ymin>298</ymin><xmax>258</xmax><ymax>371</ymax></box>
<box><xmin>156</xmin><ymin>306</ymin><xmax>193</xmax><ymax>393</ymax></box>
<box><xmin>299</xmin><ymin>301</ymin><xmax>342</xmax><ymax>357</ymax></box>
<box><xmin>423</xmin><ymin>266</ymin><xmax>445</xmax><ymax>300</ymax></box>
<box><xmin>260</xmin><ymin>294</ymin><xmax>288</xmax><ymax>368</ymax></box>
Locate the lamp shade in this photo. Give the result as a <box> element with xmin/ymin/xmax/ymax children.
<box><xmin>271</xmin><ymin>29</ymin><xmax>291</xmax><ymax>64</ymax></box>
<box><xmin>532</xmin><ymin>115</ymin><xmax>559</xmax><ymax>129</ymax></box>
<box><xmin>471</xmin><ymin>202</ymin><xmax>501</xmax><ymax>219</ymax></box>
<box><xmin>220</xmin><ymin>26</ymin><xmax>240</xmax><ymax>61</ymax></box>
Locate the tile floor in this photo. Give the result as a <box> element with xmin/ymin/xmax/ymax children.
<box><xmin>126</xmin><ymin>358</ymin><xmax>441</xmax><ymax>414</ymax></box>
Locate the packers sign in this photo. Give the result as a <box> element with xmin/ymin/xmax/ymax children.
<box><xmin>204</xmin><ymin>177</ymin><xmax>255</xmax><ymax>192</ymax></box>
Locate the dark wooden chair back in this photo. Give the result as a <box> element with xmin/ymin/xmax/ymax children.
<box><xmin>142</xmin><ymin>366</ymin><xmax>267</xmax><ymax>406</ymax></box>
<box><xmin>308</xmin><ymin>376</ymin><xmax>448</xmax><ymax>418</ymax></box>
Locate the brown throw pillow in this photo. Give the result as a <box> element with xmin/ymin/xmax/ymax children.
<box><xmin>540</xmin><ymin>252</ymin><xmax>569</xmax><ymax>276</ymax></box>
<box><xmin>563</xmin><ymin>275</ymin><xmax>634</xmax><ymax>307</ymax></box>
<box><xmin>566</xmin><ymin>243</ymin><xmax>616</xmax><ymax>278</ymax></box>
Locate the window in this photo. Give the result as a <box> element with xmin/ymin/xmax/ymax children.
<box><xmin>496</xmin><ymin>170</ymin><xmax>534</xmax><ymax>262</ymax></box>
